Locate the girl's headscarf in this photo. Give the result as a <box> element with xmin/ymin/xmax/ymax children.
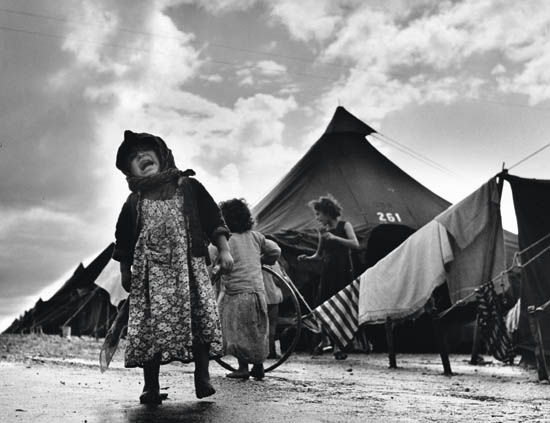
<box><xmin>115</xmin><ymin>130</ymin><xmax>194</xmax><ymax>192</ymax></box>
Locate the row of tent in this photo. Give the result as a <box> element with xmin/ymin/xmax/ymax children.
<box><xmin>5</xmin><ymin>243</ymin><xmax>118</xmax><ymax>337</ymax></box>
<box><xmin>5</xmin><ymin>107</ymin><xmax>549</xmax><ymax>363</ymax></box>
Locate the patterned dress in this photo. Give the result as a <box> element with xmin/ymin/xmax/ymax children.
<box><xmin>125</xmin><ymin>191</ymin><xmax>222</xmax><ymax>367</ymax></box>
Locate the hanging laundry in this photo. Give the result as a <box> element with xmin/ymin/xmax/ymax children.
<box><xmin>435</xmin><ymin>177</ymin><xmax>508</xmax><ymax>304</ymax></box>
<box><xmin>358</xmin><ymin>220</ymin><xmax>453</xmax><ymax>325</ymax></box>
<box><xmin>506</xmin><ymin>174</ymin><xmax>550</xmax><ymax>355</ymax></box>
<box><xmin>94</xmin><ymin>259</ymin><xmax>129</xmax><ymax>307</ymax></box>
<box><xmin>100</xmin><ymin>299</ymin><xmax>129</xmax><ymax>372</ymax></box>
<box><xmin>505</xmin><ymin>299</ymin><xmax>521</xmax><ymax>336</ymax></box>
<box><xmin>476</xmin><ymin>280</ymin><xmax>515</xmax><ymax>364</ymax></box>
<box><xmin>302</xmin><ymin>279</ymin><xmax>359</xmax><ymax>349</ymax></box>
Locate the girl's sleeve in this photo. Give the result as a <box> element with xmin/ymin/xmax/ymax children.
<box><xmin>261</xmin><ymin>237</ymin><xmax>281</xmax><ymax>265</ymax></box>
<box><xmin>192</xmin><ymin>179</ymin><xmax>230</xmax><ymax>243</ymax></box>
<box><xmin>207</xmin><ymin>244</ymin><xmax>219</xmax><ymax>265</ymax></box>
<box><xmin>113</xmin><ymin>198</ymin><xmax>134</xmax><ymax>263</ymax></box>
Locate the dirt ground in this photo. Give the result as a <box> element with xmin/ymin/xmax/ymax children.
<box><xmin>0</xmin><ymin>334</ymin><xmax>549</xmax><ymax>423</ymax></box>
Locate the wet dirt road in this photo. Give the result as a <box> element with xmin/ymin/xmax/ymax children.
<box><xmin>1</xmin><ymin>335</ymin><xmax>549</xmax><ymax>422</ymax></box>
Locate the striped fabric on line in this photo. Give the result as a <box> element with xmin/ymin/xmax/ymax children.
<box><xmin>476</xmin><ymin>280</ymin><xmax>515</xmax><ymax>364</ymax></box>
<box><xmin>301</xmin><ymin>279</ymin><xmax>360</xmax><ymax>349</ymax></box>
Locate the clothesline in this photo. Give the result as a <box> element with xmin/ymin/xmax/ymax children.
<box><xmin>438</xmin><ymin>233</ymin><xmax>550</xmax><ymax>319</ymax></box>
<box><xmin>512</xmin><ymin>232</ymin><xmax>550</xmax><ymax>268</ymax></box>
<box><xmin>301</xmin><ymin>231</ymin><xmax>550</xmax><ymax>351</ymax></box>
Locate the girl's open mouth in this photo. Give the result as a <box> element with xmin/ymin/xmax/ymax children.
<box><xmin>139</xmin><ymin>159</ymin><xmax>154</xmax><ymax>171</ymax></box>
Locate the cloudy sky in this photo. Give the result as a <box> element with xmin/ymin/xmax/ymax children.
<box><xmin>2</xmin><ymin>0</ymin><xmax>550</xmax><ymax>331</ymax></box>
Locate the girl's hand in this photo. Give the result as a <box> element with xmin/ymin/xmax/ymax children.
<box><xmin>321</xmin><ymin>232</ymin><xmax>336</xmax><ymax>241</ymax></box>
<box><xmin>211</xmin><ymin>264</ymin><xmax>221</xmax><ymax>277</ymax></box>
<box><xmin>217</xmin><ymin>250</ymin><xmax>234</xmax><ymax>273</ymax></box>
<box><xmin>297</xmin><ymin>254</ymin><xmax>308</xmax><ymax>262</ymax></box>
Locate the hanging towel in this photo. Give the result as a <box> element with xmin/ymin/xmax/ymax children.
<box><xmin>476</xmin><ymin>281</ymin><xmax>515</xmax><ymax>364</ymax></box>
<box><xmin>435</xmin><ymin>178</ymin><xmax>508</xmax><ymax>304</ymax></box>
<box><xmin>94</xmin><ymin>259</ymin><xmax>129</xmax><ymax>307</ymax></box>
<box><xmin>99</xmin><ymin>299</ymin><xmax>129</xmax><ymax>372</ymax></box>
<box><xmin>358</xmin><ymin>220</ymin><xmax>453</xmax><ymax>325</ymax></box>
<box><xmin>505</xmin><ymin>299</ymin><xmax>521</xmax><ymax>336</ymax></box>
<box><xmin>302</xmin><ymin>279</ymin><xmax>359</xmax><ymax>349</ymax></box>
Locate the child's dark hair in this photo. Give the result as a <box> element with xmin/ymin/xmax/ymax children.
<box><xmin>219</xmin><ymin>198</ymin><xmax>254</xmax><ymax>233</ymax></box>
<box><xmin>308</xmin><ymin>194</ymin><xmax>342</xmax><ymax>219</ymax></box>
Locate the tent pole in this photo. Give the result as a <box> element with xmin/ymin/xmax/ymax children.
<box><xmin>469</xmin><ymin>313</ymin><xmax>483</xmax><ymax>364</ymax></box>
<box><xmin>429</xmin><ymin>296</ymin><xmax>453</xmax><ymax>375</ymax></box>
<box><xmin>385</xmin><ymin>317</ymin><xmax>397</xmax><ymax>369</ymax></box>
<box><xmin>433</xmin><ymin>316</ymin><xmax>453</xmax><ymax>376</ymax></box>
<box><xmin>527</xmin><ymin>305</ymin><xmax>549</xmax><ymax>381</ymax></box>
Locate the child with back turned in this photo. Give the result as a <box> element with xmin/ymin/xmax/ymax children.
<box><xmin>213</xmin><ymin>198</ymin><xmax>281</xmax><ymax>380</ymax></box>
<box><xmin>112</xmin><ymin>130</ymin><xmax>233</xmax><ymax>404</ymax></box>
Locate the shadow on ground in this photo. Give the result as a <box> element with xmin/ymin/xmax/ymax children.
<box><xmin>101</xmin><ymin>401</ymin><xmax>224</xmax><ymax>423</ymax></box>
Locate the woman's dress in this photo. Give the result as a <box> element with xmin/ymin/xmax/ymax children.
<box><xmin>316</xmin><ymin>220</ymin><xmax>354</xmax><ymax>306</ymax></box>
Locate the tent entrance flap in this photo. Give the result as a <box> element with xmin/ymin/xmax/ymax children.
<box><xmin>364</xmin><ymin>224</ymin><xmax>415</xmax><ymax>269</ymax></box>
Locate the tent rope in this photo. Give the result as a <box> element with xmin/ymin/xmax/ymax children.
<box><xmin>33</xmin><ymin>294</ymin><xmax>90</xmax><ymax>329</ymax></box>
<box><xmin>61</xmin><ymin>287</ymin><xmax>101</xmax><ymax>328</ymax></box>
<box><xmin>371</xmin><ymin>132</ymin><xmax>462</xmax><ymax>178</ymax></box>
<box><xmin>437</xmin><ymin>233</ymin><xmax>550</xmax><ymax>319</ymax></box>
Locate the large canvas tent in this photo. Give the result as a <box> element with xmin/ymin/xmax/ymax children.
<box><xmin>254</xmin><ymin>106</ymin><xmax>452</xmax><ymax>249</ymax></box>
<box><xmin>253</xmin><ymin>106</ymin><xmax>518</xmax><ymax>351</ymax></box>
<box><xmin>253</xmin><ymin>106</ymin><xmax>453</xmax><ymax>303</ymax></box>
<box><xmin>4</xmin><ymin>244</ymin><xmax>120</xmax><ymax>337</ymax></box>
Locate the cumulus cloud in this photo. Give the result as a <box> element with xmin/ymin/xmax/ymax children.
<box><xmin>159</xmin><ymin>0</ymin><xmax>550</xmax><ymax>108</ymax></box>
<box><xmin>267</xmin><ymin>0</ymin><xmax>343</xmax><ymax>43</ymax></box>
<box><xmin>190</xmin><ymin>93</ymin><xmax>298</xmax><ymax>170</ymax></box>
<box><xmin>497</xmin><ymin>53</ymin><xmax>550</xmax><ymax>105</ymax></box>
<box><xmin>268</xmin><ymin>0</ymin><xmax>550</xmax><ymax>113</ymax></box>
<box><xmin>236</xmin><ymin>60</ymin><xmax>288</xmax><ymax>86</ymax></box>
<box><xmin>200</xmin><ymin>73</ymin><xmax>224</xmax><ymax>83</ymax></box>
<box><xmin>0</xmin><ymin>0</ymin><xmax>205</xmax><ymax>327</ymax></box>
<box><xmin>118</xmin><ymin>90</ymin><xmax>300</xmax><ymax>202</ymax></box>
<box><xmin>161</xmin><ymin>0</ymin><xmax>259</xmax><ymax>14</ymax></box>
<box><xmin>4</xmin><ymin>0</ymin><xmax>549</xmax><ymax>333</ymax></box>
<box><xmin>256</xmin><ymin>60</ymin><xmax>287</xmax><ymax>76</ymax></box>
